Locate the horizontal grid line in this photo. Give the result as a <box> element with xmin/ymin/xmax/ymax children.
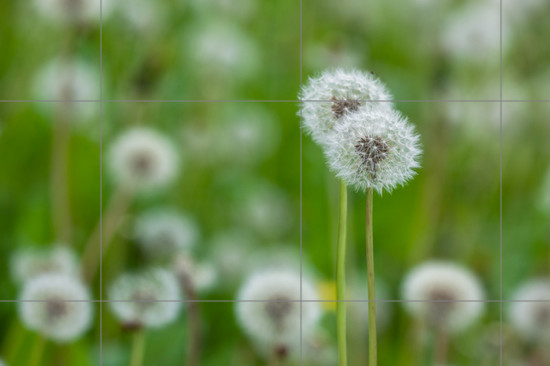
<box><xmin>1</xmin><ymin>299</ymin><xmax>549</xmax><ymax>303</ymax></box>
<box><xmin>1</xmin><ymin>99</ymin><xmax>550</xmax><ymax>103</ymax></box>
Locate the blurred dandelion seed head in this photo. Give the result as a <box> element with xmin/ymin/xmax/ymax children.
<box><xmin>19</xmin><ymin>274</ymin><xmax>92</xmax><ymax>342</ymax></box>
<box><xmin>300</xmin><ymin>68</ymin><xmax>393</xmax><ymax>146</ymax></box>
<box><xmin>108</xmin><ymin>128</ymin><xmax>180</xmax><ymax>192</ymax></box>
<box><xmin>11</xmin><ymin>245</ymin><xmax>79</xmax><ymax>284</ymax></box>
<box><xmin>172</xmin><ymin>255</ymin><xmax>218</xmax><ymax>293</ymax></box>
<box><xmin>33</xmin><ymin>0</ymin><xmax>113</xmax><ymax>24</ymax></box>
<box><xmin>509</xmin><ymin>279</ymin><xmax>550</xmax><ymax>342</ymax></box>
<box><xmin>402</xmin><ymin>261</ymin><xmax>485</xmax><ymax>333</ymax></box>
<box><xmin>108</xmin><ymin>268</ymin><xmax>182</xmax><ymax>328</ymax></box>
<box><xmin>134</xmin><ymin>209</ymin><xmax>199</xmax><ymax>259</ymax></box>
<box><xmin>441</xmin><ymin>2</ymin><xmax>507</xmax><ymax>62</ymax></box>
<box><xmin>326</xmin><ymin>108</ymin><xmax>421</xmax><ymax>193</ymax></box>
<box><xmin>236</xmin><ymin>270</ymin><xmax>321</xmax><ymax>355</ymax></box>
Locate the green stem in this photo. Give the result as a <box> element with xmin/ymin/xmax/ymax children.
<box><xmin>27</xmin><ymin>334</ymin><xmax>46</xmax><ymax>366</ymax></box>
<box><xmin>336</xmin><ymin>180</ymin><xmax>348</xmax><ymax>366</ymax></box>
<box><xmin>365</xmin><ymin>188</ymin><xmax>377</xmax><ymax>366</ymax></box>
<box><xmin>130</xmin><ymin>331</ymin><xmax>146</xmax><ymax>366</ymax></box>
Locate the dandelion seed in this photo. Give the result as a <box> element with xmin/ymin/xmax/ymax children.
<box><xmin>134</xmin><ymin>209</ymin><xmax>199</xmax><ymax>259</ymax></box>
<box><xmin>508</xmin><ymin>279</ymin><xmax>550</xmax><ymax>342</ymax></box>
<box><xmin>325</xmin><ymin>107</ymin><xmax>421</xmax><ymax>193</ymax></box>
<box><xmin>299</xmin><ymin>68</ymin><xmax>393</xmax><ymax>146</ymax></box>
<box><xmin>108</xmin><ymin>128</ymin><xmax>180</xmax><ymax>192</ymax></box>
<box><xmin>401</xmin><ymin>261</ymin><xmax>485</xmax><ymax>333</ymax></box>
<box><xmin>109</xmin><ymin>268</ymin><xmax>182</xmax><ymax>328</ymax></box>
<box><xmin>11</xmin><ymin>245</ymin><xmax>79</xmax><ymax>284</ymax></box>
<box><xmin>236</xmin><ymin>270</ymin><xmax>321</xmax><ymax>358</ymax></box>
<box><xmin>19</xmin><ymin>274</ymin><xmax>92</xmax><ymax>342</ymax></box>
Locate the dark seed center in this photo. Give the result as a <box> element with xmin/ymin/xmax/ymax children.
<box><xmin>46</xmin><ymin>300</ymin><xmax>68</xmax><ymax>320</ymax></box>
<box><xmin>265</xmin><ymin>296</ymin><xmax>292</xmax><ymax>323</ymax></box>
<box><xmin>427</xmin><ymin>289</ymin><xmax>457</xmax><ymax>324</ymax></box>
<box><xmin>131</xmin><ymin>152</ymin><xmax>154</xmax><ymax>176</ymax></box>
<box><xmin>355</xmin><ymin>136</ymin><xmax>390</xmax><ymax>179</ymax></box>
<box><xmin>331</xmin><ymin>97</ymin><xmax>363</xmax><ymax>119</ymax></box>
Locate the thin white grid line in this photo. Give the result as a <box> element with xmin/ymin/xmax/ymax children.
<box><xmin>1</xmin><ymin>299</ymin><xmax>548</xmax><ymax>303</ymax></box>
<box><xmin>2</xmin><ymin>99</ymin><xmax>550</xmax><ymax>103</ymax></box>
<box><xmin>299</xmin><ymin>0</ymin><xmax>303</xmax><ymax>362</ymax></box>
<box><xmin>499</xmin><ymin>0</ymin><xmax>503</xmax><ymax>365</ymax></box>
<box><xmin>99</xmin><ymin>0</ymin><xmax>103</xmax><ymax>363</ymax></box>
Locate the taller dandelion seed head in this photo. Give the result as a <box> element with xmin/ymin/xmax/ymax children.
<box><xmin>11</xmin><ymin>245</ymin><xmax>79</xmax><ymax>284</ymax></box>
<box><xmin>325</xmin><ymin>107</ymin><xmax>421</xmax><ymax>193</ymax></box>
<box><xmin>299</xmin><ymin>68</ymin><xmax>393</xmax><ymax>146</ymax></box>
<box><xmin>401</xmin><ymin>261</ymin><xmax>485</xmax><ymax>333</ymax></box>
<box><xmin>109</xmin><ymin>268</ymin><xmax>182</xmax><ymax>328</ymax></box>
<box><xmin>508</xmin><ymin>279</ymin><xmax>550</xmax><ymax>342</ymax></box>
<box><xmin>108</xmin><ymin>127</ymin><xmax>180</xmax><ymax>192</ymax></box>
<box><xmin>236</xmin><ymin>269</ymin><xmax>321</xmax><ymax>358</ymax></box>
<box><xmin>18</xmin><ymin>274</ymin><xmax>93</xmax><ymax>342</ymax></box>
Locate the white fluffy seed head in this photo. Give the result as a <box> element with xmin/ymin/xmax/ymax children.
<box><xmin>18</xmin><ymin>274</ymin><xmax>92</xmax><ymax>342</ymax></box>
<box><xmin>299</xmin><ymin>68</ymin><xmax>393</xmax><ymax>146</ymax></box>
<box><xmin>134</xmin><ymin>209</ymin><xmax>199</xmax><ymax>259</ymax></box>
<box><xmin>401</xmin><ymin>261</ymin><xmax>485</xmax><ymax>333</ymax></box>
<box><xmin>108</xmin><ymin>128</ymin><xmax>180</xmax><ymax>192</ymax></box>
<box><xmin>108</xmin><ymin>268</ymin><xmax>182</xmax><ymax>328</ymax></box>
<box><xmin>0</xmin><ymin>358</ymin><xmax>5</xmax><ymax>366</ymax></box>
<box><xmin>508</xmin><ymin>279</ymin><xmax>550</xmax><ymax>342</ymax></box>
<box><xmin>172</xmin><ymin>255</ymin><xmax>218</xmax><ymax>293</ymax></box>
<box><xmin>325</xmin><ymin>107</ymin><xmax>421</xmax><ymax>193</ymax></box>
<box><xmin>11</xmin><ymin>245</ymin><xmax>79</xmax><ymax>284</ymax></box>
<box><xmin>236</xmin><ymin>270</ymin><xmax>321</xmax><ymax>356</ymax></box>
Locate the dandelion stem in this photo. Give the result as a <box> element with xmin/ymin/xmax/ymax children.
<box><xmin>365</xmin><ymin>188</ymin><xmax>377</xmax><ymax>366</ymax></box>
<box><xmin>178</xmin><ymin>264</ymin><xmax>202</xmax><ymax>366</ymax></box>
<box><xmin>130</xmin><ymin>331</ymin><xmax>146</xmax><ymax>366</ymax></box>
<box><xmin>27</xmin><ymin>334</ymin><xmax>46</xmax><ymax>366</ymax></box>
<box><xmin>434</xmin><ymin>324</ymin><xmax>448</xmax><ymax>366</ymax></box>
<box><xmin>336</xmin><ymin>180</ymin><xmax>348</xmax><ymax>366</ymax></box>
<box><xmin>50</xmin><ymin>103</ymin><xmax>72</xmax><ymax>244</ymax></box>
<box><xmin>81</xmin><ymin>188</ymin><xmax>132</xmax><ymax>283</ymax></box>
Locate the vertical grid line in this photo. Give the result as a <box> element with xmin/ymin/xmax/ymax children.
<box><xmin>299</xmin><ymin>0</ymin><xmax>303</xmax><ymax>363</ymax></box>
<box><xmin>499</xmin><ymin>0</ymin><xmax>503</xmax><ymax>365</ymax></box>
<box><xmin>99</xmin><ymin>0</ymin><xmax>103</xmax><ymax>364</ymax></box>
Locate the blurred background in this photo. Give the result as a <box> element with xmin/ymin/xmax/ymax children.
<box><xmin>1</xmin><ymin>0</ymin><xmax>550</xmax><ymax>365</ymax></box>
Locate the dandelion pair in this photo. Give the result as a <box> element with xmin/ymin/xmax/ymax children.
<box><xmin>300</xmin><ymin>69</ymin><xmax>422</xmax><ymax>365</ymax></box>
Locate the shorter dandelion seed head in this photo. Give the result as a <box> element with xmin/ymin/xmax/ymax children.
<box><xmin>325</xmin><ymin>107</ymin><xmax>421</xmax><ymax>193</ymax></box>
<box><xmin>299</xmin><ymin>68</ymin><xmax>393</xmax><ymax>145</ymax></box>
<box><xmin>109</xmin><ymin>268</ymin><xmax>182</xmax><ymax>328</ymax></box>
<box><xmin>33</xmin><ymin>0</ymin><xmax>114</xmax><ymax>24</ymax></box>
<box><xmin>19</xmin><ymin>274</ymin><xmax>92</xmax><ymax>342</ymax></box>
<box><xmin>508</xmin><ymin>279</ymin><xmax>550</xmax><ymax>342</ymax></box>
<box><xmin>401</xmin><ymin>261</ymin><xmax>485</xmax><ymax>333</ymax></box>
<box><xmin>172</xmin><ymin>255</ymin><xmax>218</xmax><ymax>293</ymax></box>
<box><xmin>108</xmin><ymin>128</ymin><xmax>180</xmax><ymax>192</ymax></box>
<box><xmin>236</xmin><ymin>270</ymin><xmax>321</xmax><ymax>355</ymax></box>
<box><xmin>11</xmin><ymin>245</ymin><xmax>79</xmax><ymax>284</ymax></box>
<box><xmin>134</xmin><ymin>209</ymin><xmax>199</xmax><ymax>259</ymax></box>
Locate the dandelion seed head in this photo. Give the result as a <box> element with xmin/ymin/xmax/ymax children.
<box><xmin>441</xmin><ymin>3</ymin><xmax>507</xmax><ymax>62</ymax></box>
<box><xmin>33</xmin><ymin>59</ymin><xmax>99</xmax><ymax>120</ymax></box>
<box><xmin>11</xmin><ymin>245</ymin><xmax>79</xmax><ymax>284</ymax></box>
<box><xmin>402</xmin><ymin>261</ymin><xmax>485</xmax><ymax>333</ymax></box>
<box><xmin>172</xmin><ymin>255</ymin><xmax>218</xmax><ymax>293</ymax></box>
<box><xmin>188</xmin><ymin>22</ymin><xmax>259</xmax><ymax>80</ymax></box>
<box><xmin>135</xmin><ymin>209</ymin><xmax>199</xmax><ymax>259</ymax></box>
<box><xmin>109</xmin><ymin>268</ymin><xmax>182</xmax><ymax>328</ymax></box>
<box><xmin>325</xmin><ymin>107</ymin><xmax>421</xmax><ymax>193</ymax></box>
<box><xmin>18</xmin><ymin>274</ymin><xmax>92</xmax><ymax>342</ymax></box>
<box><xmin>236</xmin><ymin>270</ymin><xmax>321</xmax><ymax>354</ymax></box>
<box><xmin>108</xmin><ymin>128</ymin><xmax>180</xmax><ymax>192</ymax></box>
<box><xmin>508</xmin><ymin>279</ymin><xmax>550</xmax><ymax>342</ymax></box>
<box><xmin>0</xmin><ymin>358</ymin><xmax>5</xmax><ymax>366</ymax></box>
<box><xmin>299</xmin><ymin>68</ymin><xmax>393</xmax><ymax>145</ymax></box>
